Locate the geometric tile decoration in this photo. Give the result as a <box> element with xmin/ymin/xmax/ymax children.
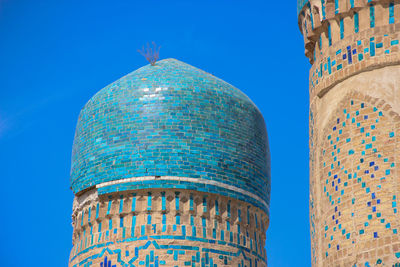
<box><xmin>319</xmin><ymin>94</ymin><xmax>399</xmax><ymax>266</ymax></box>
<box><xmin>69</xmin><ymin>190</ymin><xmax>268</xmax><ymax>266</ymax></box>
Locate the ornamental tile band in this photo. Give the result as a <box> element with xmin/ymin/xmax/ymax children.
<box><xmin>95</xmin><ymin>175</ymin><xmax>269</xmax><ymax>214</ymax></box>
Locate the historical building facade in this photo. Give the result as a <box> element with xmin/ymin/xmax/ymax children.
<box><xmin>298</xmin><ymin>0</ymin><xmax>400</xmax><ymax>266</ymax></box>
<box><xmin>68</xmin><ymin>59</ymin><xmax>271</xmax><ymax>267</ymax></box>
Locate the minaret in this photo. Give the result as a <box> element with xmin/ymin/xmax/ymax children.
<box><xmin>68</xmin><ymin>59</ymin><xmax>271</xmax><ymax>267</ymax></box>
<box><xmin>298</xmin><ymin>0</ymin><xmax>400</xmax><ymax>266</ymax></box>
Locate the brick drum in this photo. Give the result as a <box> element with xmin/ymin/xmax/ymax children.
<box><xmin>298</xmin><ymin>0</ymin><xmax>400</xmax><ymax>266</ymax></box>
<box><xmin>68</xmin><ymin>59</ymin><xmax>271</xmax><ymax>267</ymax></box>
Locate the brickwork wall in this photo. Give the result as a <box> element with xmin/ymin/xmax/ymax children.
<box><xmin>299</xmin><ymin>0</ymin><xmax>400</xmax><ymax>266</ymax></box>
<box><xmin>316</xmin><ymin>92</ymin><xmax>400</xmax><ymax>266</ymax></box>
<box><xmin>69</xmin><ymin>189</ymin><xmax>268</xmax><ymax>267</ymax></box>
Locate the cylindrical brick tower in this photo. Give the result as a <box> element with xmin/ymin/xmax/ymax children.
<box><xmin>68</xmin><ymin>59</ymin><xmax>271</xmax><ymax>267</ymax></box>
<box><xmin>298</xmin><ymin>0</ymin><xmax>400</xmax><ymax>266</ymax></box>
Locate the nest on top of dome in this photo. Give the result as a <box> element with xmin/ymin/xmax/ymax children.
<box><xmin>138</xmin><ymin>42</ymin><xmax>161</xmax><ymax>66</ymax></box>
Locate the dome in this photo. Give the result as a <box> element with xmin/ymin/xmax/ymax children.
<box><xmin>71</xmin><ymin>58</ymin><xmax>270</xmax><ymax>213</ymax></box>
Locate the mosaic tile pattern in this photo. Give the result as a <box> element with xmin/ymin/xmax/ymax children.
<box><xmin>319</xmin><ymin>95</ymin><xmax>400</xmax><ymax>266</ymax></box>
<box><xmin>70</xmin><ymin>59</ymin><xmax>270</xmax><ymax>213</ymax></box>
<box><xmin>69</xmin><ymin>190</ymin><xmax>267</xmax><ymax>267</ymax></box>
<box><xmin>309</xmin><ymin>32</ymin><xmax>400</xmax><ymax>97</ymax></box>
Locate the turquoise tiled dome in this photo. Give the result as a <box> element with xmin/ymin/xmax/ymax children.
<box><xmin>71</xmin><ymin>59</ymin><xmax>270</xmax><ymax>213</ymax></box>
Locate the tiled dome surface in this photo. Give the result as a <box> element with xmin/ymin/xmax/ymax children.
<box><xmin>70</xmin><ymin>58</ymin><xmax>270</xmax><ymax>212</ymax></box>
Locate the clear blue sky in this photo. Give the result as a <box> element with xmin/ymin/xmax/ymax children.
<box><xmin>0</xmin><ymin>1</ymin><xmax>310</xmax><ymax>266</ymax></box>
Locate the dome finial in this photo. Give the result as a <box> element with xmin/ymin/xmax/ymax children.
<box><xmin>138</xmin><ymin>42</ymin><xmax>161</xmax><ymax>66</ymax></box>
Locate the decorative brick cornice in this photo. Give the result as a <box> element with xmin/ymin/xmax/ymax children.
<box><xmin>298</xmin><ymin>1</ymin><xmax>400</xmax><ymax>99</ymax></box>
<box><xmin>298</xmin><ymin>0</ymin><xmax>398</xmax><ymax>62</ymax></box>
<box><xmin>70</xmin><ymin>189</ymin><xmax>268</xmax><ymax>264</ymax></box>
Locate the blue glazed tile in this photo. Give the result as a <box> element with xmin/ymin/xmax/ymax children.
<box><xmin>70</xmin><ymin>59</ymin><xmax>271</xmax><ymax>213</ymax></box>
